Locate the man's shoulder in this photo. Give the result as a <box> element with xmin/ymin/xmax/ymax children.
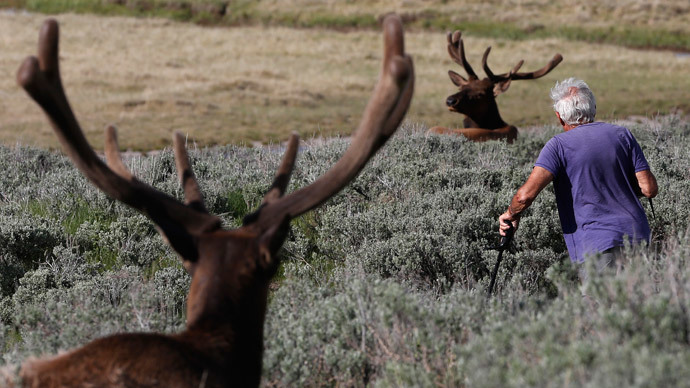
<box><xmin>585</xmin><ymin>121</ymin><xmax>631</xmax><ymax>133</ymax></box>
<box><xmin>559</xmin><ymin>121</ymin><xmax>631</xmax><ymax>139</ymax></box>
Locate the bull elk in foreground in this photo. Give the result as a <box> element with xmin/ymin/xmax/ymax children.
<box><xmin>428</xmin><ymin>31</ymin><xmax>562</xmax><ymax>143</ymax></box>
<box><xmin>16</xmin><ymin>15</ymin><xmax>413</xmax><ymax>388</ymax></box>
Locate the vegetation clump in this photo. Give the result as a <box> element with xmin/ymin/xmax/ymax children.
<box><xmin>0</xmin><ymin>116</ymin><xmax>689</xmax><ymax>385</ymax></box>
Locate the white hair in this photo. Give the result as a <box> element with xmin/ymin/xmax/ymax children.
<box><xmin>550</xmin><ymin>78</ymin><xmax>596</xmax><ymax>125</ymax></box>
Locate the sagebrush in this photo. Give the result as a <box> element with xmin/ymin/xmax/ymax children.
<box><xmin>1</xmin><ymin>116</ymin><xmax>690</xmax><ymax>386</ymax></box>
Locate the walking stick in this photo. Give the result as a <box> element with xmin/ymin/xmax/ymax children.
<box><xmin>487</xmin><ymin>220</ymin><xmax>515</xmax><ymax>297</ymax></box>
<box><xmin>648</xmin><ymin>198</ymin><xmax>656</xmax><ymax>220</ymax></box>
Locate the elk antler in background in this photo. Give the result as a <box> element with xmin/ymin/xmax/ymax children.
<box><xmin>17</xmin><ymin>14</ymin><xmax>413</xmax><ymax>388</ymax></box>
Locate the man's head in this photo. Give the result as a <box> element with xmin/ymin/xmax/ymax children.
<box><xmin>550</xmin><ymin>78</ymin><xmax>596</xmax><ymax>127</ymax></box>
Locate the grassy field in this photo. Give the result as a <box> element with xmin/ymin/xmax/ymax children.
<box><xmin>4</xmin><ymin>0</ymin><xmax>690</xmax><ymax>51</ymax></box>
<box><xmin>1</xmin><ymin>11</ymin><xmax>689</xmax><ymax>150</ymax></box>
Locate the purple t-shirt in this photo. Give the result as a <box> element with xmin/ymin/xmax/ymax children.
<box><xmin>535</xmin><ymin>122</ymin><xmax>651</xmax><ymax>263</ymax></box>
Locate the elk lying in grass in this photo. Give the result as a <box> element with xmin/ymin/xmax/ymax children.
<box><xmin>428</xmin><ymin>31</ymin><xmax>562</xmax><ymax>143</ymax></box>
<box><xmin>16</xmin><ymin>15</ymin><xmax>414</xmax><ymax>388</ymax></box>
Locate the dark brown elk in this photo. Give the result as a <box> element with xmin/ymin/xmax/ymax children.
<box><xmin>16</xmin><ymin>15</ymin><xmax>413</xmax><ymax>388</ymax></box>
<box><xmin>428</xmin><ymin>31</ymin><xmax>562</xmax><ymax>143</ymax></box>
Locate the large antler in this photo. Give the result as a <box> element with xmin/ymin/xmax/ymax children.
<box><xmin>20</xmin><ymin>16</ymin><xmax>413</xmax><ymax>243</ymax></box>
<box><xmin>482</xmin><ymin>44</ymin><xmax>563</xmax><ymax>82</ymax></box>
<box><xmin>17</xmin><ymin>19</ymin><xmax>222</xmax><ymax>262</ymax></box>
<box><xmin>249</xmin><ymin>15</ymin><xmax>414</xmax><ymax>230</ymax></box>
<box><xmin>445</xmin><ymin>29</ymin><xmax>562</xmax><ymax>84</ymax></box>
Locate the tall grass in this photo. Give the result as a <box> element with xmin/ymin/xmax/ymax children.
<box><xmin>0</xmin><ymin>115</ymin><xmax>689</xmax><ymax>385</ymax></box>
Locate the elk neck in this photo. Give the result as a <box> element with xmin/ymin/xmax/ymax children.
<box><xmin>464</xmin><ymin>98</ymin><xmax>510</xmax><ymax>130</ymax></box>
<box><xmin>177</xmin><ymin>229</ymin><xmax>275</xmax><ymax>366</ymax></box>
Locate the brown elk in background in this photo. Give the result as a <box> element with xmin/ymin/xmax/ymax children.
<box><xmin>16</xmin><ymin>15</ymin><xmax>413</xmax><ymax>388</ymax></box>
<box><xmin>428</xmin><ymin>31</ymin><xmax>562</xmax><ymax>143</ymax></box>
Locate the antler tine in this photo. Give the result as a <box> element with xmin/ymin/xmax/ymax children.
<box><xmin>510</xmin><ymin>60</ymin><xmax>525</xmax><ymax>75</ymax></box>
<box><xmin>509</xmin><ymin>53</ymin><xmax>563</xmax><ymax>80</ymax></box>
<box><xmin>18</xmin><ymin>19</ymin><xmax>221</xmax><ymax>260</ymax></box>
<box><xmin>481</xmin><ymin>47</ymin><xmax>526</xmax><ymax>83</ymax></box>
<box><xmin>261</xmin><ymin>133</ymin><xmax>299</xmax><ymax>205</ymax></box>
<box><xmin>481</xmin><ymin>46</ymin><xmax>502</xmax><ymax>82</ymax></box>
<box><xmin>379</xmin><ymin>17</ymin><xmax>415</xmax><ymax>137</ymax></box>
<box><xmin>173</xmin><ymin>132</ymin><xmax>208</xmax><ymax>213</ymax></box>
<box><xmin>458</xmin><ymin>37</ymin><xmax>479</xmax><ymax>81</ymax></box>
<box><xmin>105</xmin><ymin>125</ymin><xmax>134</xmax><ymax>180</ymax></box>
<box><xmin>446</xmin><ymin>31</ymin><xmax>463</xmax><ymax>65</ymax></box>
<box><xmin>447</xmin><ymin>30</ymin><xmax>478</xmax><ymax>81</ymax></box>
<box><xmin>250</xmin><ymin>14</ymin><xmax>414</xmax><ymax>230</ymax></box>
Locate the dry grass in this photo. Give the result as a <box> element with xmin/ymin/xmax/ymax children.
<box><xmin>257</xmin><ymin>0</ymin><xmax>690</xmax><ymax>33</ymax></box>
<box><xmin>1</xmin><ymin>11</ymin><xmax>689</xmax><ymax>150</ymax></box>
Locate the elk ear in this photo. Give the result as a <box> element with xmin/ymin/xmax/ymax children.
<box><xmin>448</xmin><ymin>70</ymin><xmax>468</xmax><ymax>87</ymax></box>
<box><xmin>493</xmin><ymin>79</ymin><xmax>512</xmax><ymax>96</ymax></box>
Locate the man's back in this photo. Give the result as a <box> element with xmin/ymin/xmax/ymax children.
<box><xmin>535</xmin><ymin>122</ymin><xmax>650</xmax><ymax>262</ymax></box>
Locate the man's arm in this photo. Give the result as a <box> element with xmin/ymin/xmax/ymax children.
<box><xmin>635</xmin><ymin>169</ymin><xmax>658</xmax><ymax>198</ymax></box>
<box><xmin>499</xmin><ymin>166</ymin><xmax>554</xmax><ymax>236</ymax></box>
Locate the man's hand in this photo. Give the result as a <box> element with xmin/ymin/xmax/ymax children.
<box><xmin>499</xmin><ymin>211</ymin><xmax>519</xmax><ymax>236</ymax></box>
<box><xmin>634</xmin><ymin>169</ymin><xmax>658</xmax><ymax>199</ymax></box>
<box><xmin>499</xmin><ymin>166</ymin><xmax>553</xmax><ymax>237</ymax></box>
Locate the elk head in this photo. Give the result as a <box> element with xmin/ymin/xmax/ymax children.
<box><xmin>16</xmin><ymin>15</ymin><xmax>413</xmax><ymax>388</ymax></box>
<box><xmin>428</xmin><ymin>31</ymin><xmax>562</xmax><ymax>143</ymax></box>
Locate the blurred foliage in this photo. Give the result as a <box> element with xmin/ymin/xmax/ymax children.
<box><xmin>0</xmin><ymin>116</ymin><xmax>689</xmax><ymax>385</ymax></box>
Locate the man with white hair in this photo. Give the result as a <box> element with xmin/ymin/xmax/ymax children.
<box><xmin>498</xmin><ymin>78</ymin><xmax>658</xmax><ymax>274</ymax></box>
